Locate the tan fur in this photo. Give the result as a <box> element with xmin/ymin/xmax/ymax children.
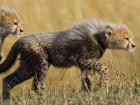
<box><xmin>0</xmin><ymin>7</ymin><xmax>24</xmax><ymax>35</ymax></box>
<box><xmin>105</xmin><ymin>24</ymin><xmax>135</xmax><ymax>52</ymax></box>
<box><xmin>0</xmin><ymin>7</ymin><xmax>24</xmax><ymax>60</ymax></box>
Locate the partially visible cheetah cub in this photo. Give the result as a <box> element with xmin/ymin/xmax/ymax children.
<box><xmin>0</xmin><ymin>20</ymin><xmax>135</xmax><ymax>100</ymax></box>
<box><xmin>0</xmin><ymin>7</ymin><xmax>24</xmax><ymax>60</ymax></box>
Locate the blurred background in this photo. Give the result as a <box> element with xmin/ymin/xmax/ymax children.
<box><xmin>0</xmin><ymin>0</ymin><xmax>140</xmax><ymax>94</ymax></box>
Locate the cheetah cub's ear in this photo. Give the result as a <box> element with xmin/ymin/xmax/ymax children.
<box><xmin>105</xmin><ymin>25</ymin><xmax>113</xmax><ymax>39</ymax></box>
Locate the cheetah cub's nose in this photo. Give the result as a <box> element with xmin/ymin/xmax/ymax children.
<box><xmin>132</xmin><ymin>44</ymin><xmax>135</xmax><ymax>48</ymax></box>
<box><xmin>20</xmin><ymin>29</ymin><xmax>24</xmax><ymax>33</ymax></box>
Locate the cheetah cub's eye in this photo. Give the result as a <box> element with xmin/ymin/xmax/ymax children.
<box><xmin>14</xmin><ymin>22</ymin><xmax>18</xmax><ymax>25</ymax></box>
<box><xmin>124</xmin><ymin>37</ymin><xmax>129</xmax><ymax>41</ymax></box>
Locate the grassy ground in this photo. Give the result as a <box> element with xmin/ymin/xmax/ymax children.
<box><xmin>0</xmin><ymin>0</ymin><xmax>140</xmax><ymax>104</ymax></box>
<box><xmin>3</xmin><ymin>73</ymin><xmax>140</xmax><ymax>105</ymax></box>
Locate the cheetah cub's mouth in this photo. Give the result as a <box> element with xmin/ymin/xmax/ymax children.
<box><xmin>15</xmin><ymin>32</ymin><xmax>24</xmax><ymax>38</ymax></box>
<box><xmin>16</xmin><ymin>34</ymin><xmax>23</xmax><ymax>38</ymax></box>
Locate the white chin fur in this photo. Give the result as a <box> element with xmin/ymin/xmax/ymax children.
<box><xmin>127</xmin><ymin>48</ymin><xmax>135</xmax><ymax>53</ymax></box>
<box><xmin>15</xmin><ymin>32</ymin><xmax>24</xmax><ymax>38</ymax></box>
<box><xmin>16</xmin><ymin>35</ymin><xmax>21</xmax><ymax>38</ymax></box>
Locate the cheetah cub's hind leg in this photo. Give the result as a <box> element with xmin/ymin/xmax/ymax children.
<box><xmin>24</xmin><ymin>38</ymin><xmax>50</xmax><ymax>93</ymax></box>
<box><xmin>78</xmin><ymin>58</ymin><xmax>109</xmax><ymax>93</ymax></box>
<box><xmin>32</xmin><ymin>60</ymin><xmax>50</xmax><ymax>93</ymax></box>
<box><xmin>2</xmin><ymin>66</ymin><xmax>34</xmax><ymax>101</ymax></box>
<box><xmin>31</xmin><ymin>52</ymin><xmax>50</xmax><ymax>93</ymax></box>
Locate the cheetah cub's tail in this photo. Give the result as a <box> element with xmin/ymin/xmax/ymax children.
<box><xmin>0</xmin><ymin>41</ymin><xmax>19</xmax><ymax>73</ymax></box>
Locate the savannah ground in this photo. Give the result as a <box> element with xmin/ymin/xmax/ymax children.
<box><xmin>0</xmin><ymin>0</ymin><xmax>140</xmax><ymax>105</ymax></box>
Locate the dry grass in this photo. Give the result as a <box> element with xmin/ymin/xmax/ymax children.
<box><xmin>0</xmin><ymin>0</ymin><xmax>140</xmax><ymax>104</ymax></box>
<box><xmin>3</xmin><ymin>71</ymin><xmax>140</xmax><ymax>105</ymax></box>
<box><xmin>10</xmin><ymin>83</ymin><xmax>140</xmax><ymax>105</ymax></box>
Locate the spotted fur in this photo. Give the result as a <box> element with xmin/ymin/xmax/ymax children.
<box><xmin>0</xmin><ymin>20</ymin><xmax>135</xmax><ymax>100</ymax></box>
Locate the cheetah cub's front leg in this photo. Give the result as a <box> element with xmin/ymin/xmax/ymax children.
<box><xmin>78</xmin><ymin>59</ymin><xmax>109</xmax><ymax>92</ymax></box>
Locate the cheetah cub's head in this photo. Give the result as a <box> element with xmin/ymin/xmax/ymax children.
<box><xmin>0</xmin><ymin>7</ymin><xmax>24</xmax><ymax>37</ymax></box>
<box><xmin>104</xmin><ymin>24</ymin><xmax>135</xmax><ymax>52</ymax></box>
